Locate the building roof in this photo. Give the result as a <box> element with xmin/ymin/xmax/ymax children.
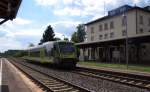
<box><xmin>85</xmin><ymin>5</ymin><xmax>150</xmax><ymax>26</ymax></box>
<box><xmin>0</xmin><ymin>0</ymin><xmax>22</xmax><ymax>25</ymax></box>
<box><xmin>76</xmin><ymin>35</ymin><xmax>150</xmax><ymax>48</ymax></box>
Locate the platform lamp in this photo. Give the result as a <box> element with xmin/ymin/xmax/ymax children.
<box><xmin>123</xmin><ymin>13</ymin><xmax>129</xmax><ymax>69</ymax></box>
<box><xmin>62</xmin><ymin>35</ymin><xmax>65</xmax><ymax>40</ymax></box>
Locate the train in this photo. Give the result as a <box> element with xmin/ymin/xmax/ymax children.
<box><xmin>25</xmin><ymin>41</ymin><xmax>78</xmax><ymax>68</ymax></box>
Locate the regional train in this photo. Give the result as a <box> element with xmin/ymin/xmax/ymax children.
<box><xmin>26</xmin><ymin>41</ymin><xmax>78</xmax><ymax>68</ymax></box>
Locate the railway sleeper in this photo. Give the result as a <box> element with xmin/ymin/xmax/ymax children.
<box><xmin>44</xmin><ymin>82</ymin><xmax>60</xmax><ymax>85</ymax></box>
<box><xmin>127</xmin><ymin>81</ymin><xmax>135</xmax><ymax>84</ymax></box>
<box><xmin>50</xmin><ymin>85</ymin><xmax>69</xmax><ymax>89</ymax></box>
<box><xmin>47</xmin><ymin>83</ymin><xmax>65</xmax><ymax>87</ymax></box>
<box><xmin>120</xmin><ymin>79</ymin><xmax>127</xmax><ymax>82</ymax></box>
<box><xmin>107</xmin><ymin>77</ymin><xmax>115</xmax><ymax>79</ymax></box>
<box><xmin>145</xmin><ymin>84</ymin><xmax>150</xmax><ymax>88</ymax></box>
<box><xmin>69</xmin><ymin>90</ymin><xmax>80</xmax><ymax>92</ymax></box>
<box><xmin>115</xmin><ymin>78</ymin><xmax>121</xmax><ymax>81</ymax></box>
<box><xmin>43</xmin><ymin>80</ymin><xmax>58</xmax><ymax>83</ymax></box>
<box><xmin>135</xmin><ymin>82</ymin><xmax>143</xmax><ymax>85</ymax></box>
<box><xmin>52</xmin><ymin>87</ymin><xmax>73</xmax><ymax>92</ymax></box>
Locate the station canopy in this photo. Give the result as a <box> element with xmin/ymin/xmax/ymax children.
<box><xmin>0</xmin><ymin>0</ymin><xmax>22</xmax><ymax>25</ymax></box>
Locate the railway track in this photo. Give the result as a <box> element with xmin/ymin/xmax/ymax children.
<box><xmin>74</xmin><ymin>67</ymin><xmax>150</xmax><ymax>91</ymax></box>
<box><xmin>10</xmin><ymin>61</ymin><xmax>91</xmax><ymax>92</ymax></box>
<box><xmin>9</xmin><ymin>57</ymin><xmax>150</xmax><ymax>91</ymax></box>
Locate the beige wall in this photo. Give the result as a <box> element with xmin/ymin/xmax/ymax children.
<box><xmin>86</xmin><ymin>9</ymin><xmax>150</xmax><ymax>42</ymax></box>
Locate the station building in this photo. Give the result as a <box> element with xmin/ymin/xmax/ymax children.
<box><xmin>76</xmin><ymin>5</ymin><xmax>150</xmax><ymax>64</ymax></box>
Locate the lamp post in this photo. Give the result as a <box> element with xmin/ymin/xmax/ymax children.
<box><xmin>62</xmin><ymin>35</ymin><xmax>65</xmax><ymax>40</ymax></box>
<box><xmin>123</xmin><ymin>13</ymin><xmax>129</xmax><ymax>69</ymax></box>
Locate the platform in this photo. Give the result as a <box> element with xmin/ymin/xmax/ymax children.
<box><xmin>0</xmin><ymin>58</ymin><xmax>43</xmax><ymax>92</ymax></box>
<box><xmin>77</xmin><ymin>64</ymin><xmax>150</xmax><ymax>77</ymax></box>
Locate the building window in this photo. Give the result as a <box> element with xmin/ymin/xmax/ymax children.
<box><xmin>110</xmin><ymin>32</ymin><xmax>114</xmax><ymax>38</ymax></box>
<box><xmin>122</xmin><ymin>16</ymin><xmax>127</xmax><ymax>26</ymax></box>
<box><xmin>110</xmin><ymin>21</ymin><xmax>114</xmax><ymax>29</ymax></box>
<box><xmin>104</xmin><ymin>33</ymin><xmax>108</xmax><ymax>39</ymax></box>
<box><xmin>91</xmin><ymin>36</ymin><xmax>94</xmax><ymax>41</ymax></box>
<box><xmin>104</xmin><ymin>23</ymin><xmax>108</xmax><ymax>30</ymax></box>
<box><xmin>99</xmin><ymin>24</ymin><xmax>103</xmax><ymax>31</ymax></box>
<box><xmin>122</xmin><ymin>30</ymin><xmax>126</xmax><ymax>36</ymax></box>
<box><xmin>148</xmin><ymin>18</ymin><xmax>150</xmax><ymax>26</ymax></box>
<box><xmin>139</xmin><ymin>28</ymin><xmax>143</xmax><ymax>33</ymax></box>
<box><xmin>91</xmin><ymin>27</ymin><xmax>94</xmax><ymax>33</ymax></box>
<box><xmin>139</xmin><ymin>15</ymin><xmax>143</xmax><ymax>25</ymax></box>
<box><xmin>99</xmin><ymin>35</ymin><xmax>103</xmax><ymax>40</ymax></box>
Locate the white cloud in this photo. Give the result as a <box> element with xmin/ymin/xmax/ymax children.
<box><xmin>43</xmin><ymin>20</ymin><xmax>82</xmax><ymax>39</ymax></box>
<box><xmin>55</xmin><ymin>32</ymin><xmax>66</xmax><ymax>38</ymax></box>
<box><xmin>54</xmin><ymin>7</ymin><xmax>82</xmax><ymax>16</ymax></box>
<box><xmin>0</xmin><ymin>37</ymin><xmax>23</xmax><ymax>52</ymax></box>
<box><xmin>5</xmin><ymin>28</ymin><xmax>43</xmax><ymax>38</ymax></box>
<box><xmin>34</xmin><ymin>0</ymin><xmax>60</xmax><ymax>6</ymax></box>
<box><xmin>2</xmin><ymin>17</ymin><xmax>32</xmax><ymax>28</ymax></box>
<box><xmin>51</xmin><ymin>0</ymin><xmax>122</xmax><ymax>19</ymax></box>
<box><xmin>34</xmin><ymin>0</ymin><xmax>149</xmax><ymax>19</ymax></box>
<box><xmin>13</xmin><ymin>17</ymin><xmax>32</xmax><ymax>25</ymax></box>
<box><xmin>63</xmin><ymin>0</ymin><xmax>73</xmax><ymax>5</ymax></box>
<box><xmin>0</xmin><ymin>17</ymin><xmax>37</xmax><ymax>52</ymax></box>
<box><xmin>50</xmin><ymin>20</ymin><xmax>81</xmax><ymax>28</ymax></box>
<box><xmin>0</xmin><ymin>18</ymin><xmax>82</xmax><ymax>52</ymax></box>
<box><xmin>1</xmin><ymin>0</ymin><xmax>149</xmax><ymax>52</ymax></box>
<box><xmin>133</xmin><ymin>0</ymin><xmax>141</xmax><ymax>4</ymax></box>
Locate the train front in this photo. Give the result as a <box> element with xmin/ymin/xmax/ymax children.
<box><xmin>58</xmin><ymin>42</ymin><xmax>78</xmax><ymax>68</ymax></box>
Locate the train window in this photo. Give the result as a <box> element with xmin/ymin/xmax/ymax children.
<box><xmin>60</xmin><ymin>45</ymin><xmax>75</xmax><ymax>53</ymax></box>
<box><xmin>57</xmin><ymin>42</ymin><xmax>75</xmax><ymax>54</ymax></box>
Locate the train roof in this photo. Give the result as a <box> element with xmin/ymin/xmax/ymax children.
<box><xmin>27</xmin><ymin>41</ymin><xmax>74</xmax><ymax>52</ymax></box>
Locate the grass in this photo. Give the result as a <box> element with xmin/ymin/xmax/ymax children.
<box><xmin>22</xmin><ymin>56</ymin><xmax>150</xmax><ymax>73</ymax></box>
<box><xmin>78</xmin><ymin>61</ymin><xmax>150</xmax><ymax>73</ymax></box>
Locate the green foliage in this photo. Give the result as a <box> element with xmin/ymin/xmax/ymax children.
<box><xmin>71</xmin><ymin>24</ymin><xmax>85</xmax><ymax>43</ymax></box>
<box><xmin>14</xmin><ymin>51</ymin><xmax>25</xmax><ymax>57</ymax></box>
<box><xmin>4</xmin><ymin>50</ymin><xmax>26</xmax><ymax>57</ymax></box>
<box><xmin>64</xmin><ymin>38</ymin><xmax>69</xmax><ymax>41</ymax></box>
<box><xmin>71</xmin><ymin>32</ymin><xmax>78</xmax><ymax>43</ymax></box>
<box><xmin>28</xmin><ymin>43</ymin><xmax>34</xmax><ymax>47</ymax></box>
<box><xmin>28</xmin><ymin>51</ymin><xmax>30</xmax><ymax>57</ymax></box>
<box><xmin>76</xmin><ymin>24</ymin><xmax>85</xmax><ymax>42</ymax></box>
<box><xmin>39</xmin><ymin>25</ymin><xmax>55</xmax><ymax>45</ymax></box>
<box><xmin>79</xmin><ymin>61</ymin><xmax>150</xmax><ymax>73</ymax></box>
<box><xmin>54</xmin><ymin>37</ymin><xmax>61</xmax><ymax>41</ymax></box>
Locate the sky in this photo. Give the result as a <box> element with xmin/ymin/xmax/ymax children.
<box><xmin>0</xmin><ymin>0</ymin><xmax>149</xmax><ymax>52</ymax></box>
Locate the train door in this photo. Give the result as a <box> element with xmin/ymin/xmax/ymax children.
<box><xmin>53</xmin><ymin>44</ymin><xmax>60</xmax><ymax>64</ymax></box>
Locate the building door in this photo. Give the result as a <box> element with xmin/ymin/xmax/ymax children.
<box><xmin>98</xmin><ymin>47</ymin><xmax>104</xmax><ymax>62</ymax></box>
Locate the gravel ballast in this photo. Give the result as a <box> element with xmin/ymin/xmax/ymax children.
<box><xmin>11</xmin><ymin>58</ymin><xmax>150</xmax><ymax>92</ymax></box>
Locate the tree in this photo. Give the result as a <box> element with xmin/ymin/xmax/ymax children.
<box><xmin>71</xmin><ymin>32</ymin><xmax>78</xmax><ymax>43</ymax></box>
<box><xmin>39</xmin><ymin>25</ymin><xmax>55</xmax><ymax>44</ymax></box>
<box><xmin>76</xmin><ymin>24</ymin><xmax>85</xmax><ymax>42</ymax></box>
<box><xmin>54</xmin><ymin>37</ymin><xmax>61</xmax><ymax>41</ymax></box>
<box><xmin>64</xmin><ymin>38</ymin><xmax>69</xmax><ymax>41</ymax></box>
<box><xmin>71</xmin><ymin>24</ymin><xmax>86</xmax><ymax>43</ymax></box>
<box><xmin>28</xmin><ymin>43</ymin><xmax>34</xmax><ymax>47</ymax></box>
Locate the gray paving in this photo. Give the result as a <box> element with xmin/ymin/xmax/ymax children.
<box><xmin>1</xmin><ymin>58</ymin><xmax>32</xmax><ymax>92</ymax></box>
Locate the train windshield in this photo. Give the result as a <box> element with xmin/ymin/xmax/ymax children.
<box><xmin>58</xmin><ymin>42</ymin><xmax>75</xmax><ymax>53</ymax></box>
